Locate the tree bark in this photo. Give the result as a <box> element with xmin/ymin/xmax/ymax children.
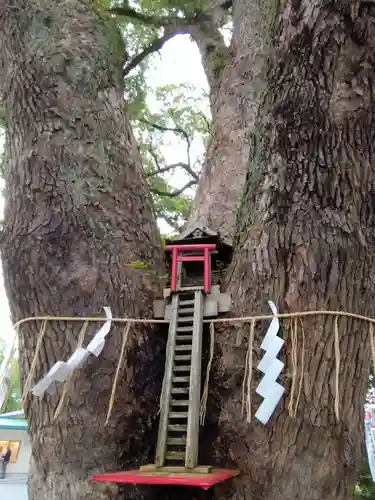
<box><xmin>187</xmin><ymin>0</ymin><xmax>270</xmax><ymax>239</ymax></box>
<box><xmin>0</xmin><ymin>1</ymin><xmax>164</xmax><ymax>499</ymax></box>
<box><xmin>210</xmin><ymin>1</ymin><xmax>375</xmax><ymax>499</ymax></box>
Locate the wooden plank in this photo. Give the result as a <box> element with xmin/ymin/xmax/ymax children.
<box><xmin>176</xmin><ymin>285</ymin><xmax>204</xmax><ymax>292</ymax></box>
<box><xmin>185</xmin><ymin>290</ymin><xmax>204</xmax><ymax>468</ymax></box>
<box><xmin>153</xmin><ymin>299</ymin><xmax>166</xmax><ymax>318</ymax></box>
<box><xmin>155</xmin><ymin>294</ymin><xmax>179</xmax><ymax>467</ymax></box>
<box><xmin>169</xmin><ymin>412</ymin><xmax>188</xmax><ymax>418</ymax></box>
<box><xmin>168</xmin><ymin>424</ymin><xmax>188</xmax><ymax>431</ymax></box>
<box><xmin>166</xmin><ymin>451</ymin><xmax>185</xmax><ymax>460</ymax></box>
<box><xmin>177</xmin><ymin>260</ymin><xmax>183</xmax><ymax>289</ymax></box>
<box><xmin>139</xmin><ymin>464</ymin><xmax>212</xmax><ymax>474</ymax></box>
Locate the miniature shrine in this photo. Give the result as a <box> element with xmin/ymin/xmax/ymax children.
<box><xmin>92</xmin><ymin>225</ymin><xmax>240</xmax><ymax>489</ymax></box>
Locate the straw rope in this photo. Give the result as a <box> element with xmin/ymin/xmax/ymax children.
<box><xmin>287</xmin><ymin>318</ymin><xmax>306</xmax><ymax>419</ymax></box>
<box><xmin>13</xmin><ymin>308</ymin><xmax>375</xmax><ymax>330</ymax></box>
<box><xmin>334</xmin><ymin>316</ymin><xmax>340</xmax><ymax>421</ymax></box>
<box><xmin>200</xmin><ymin>322</ymin><xmax>215</xmax><ymax>425</ymax></box>
<box><xmin>21</xmin><ymin>320</ymin><xmax>48</xmax><ymax>405</ymax></box>
<box><xmin>245</xmin><ymin>319</ymin><xmax>256</xmax><ymax>423</ymax></box>
<box><xmin>288</xmin><ymin>318</ymin><xmax>298</xmax><ymax>417</ymax></box>
<box><xmin>294</xmin><ymin>318</ymin><xmax>305</xmax><ymax>418</ymax></box>
<box><xmin>241</xmin><ymin>335</ymin><xmax>250</xmax><ymax>418</ymax></box>
<box><xmin>105</xmin><ymin>323</ymin><xmax>131</xmax><ymax>425</ymax></box>
<box><xmin>14</xmin><ymin>307</ymin><xmax>375</xmax><ymax>425</ymax></box>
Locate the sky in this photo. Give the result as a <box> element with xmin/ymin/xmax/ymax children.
<box><xmin>0</xmin><ymin>33</ymin><xmax>207</xmax><ymax>347</ymax></box>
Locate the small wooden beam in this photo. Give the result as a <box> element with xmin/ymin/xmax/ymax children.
<box><xmin>185</xmin><ymin>290</ymin><xmax>204</xmax><ymax>468</ymax></box>
<box><xmin>155</xmin><ymin>294</ymin><xmax>179</xmax><ymax>467</ymax></box>
<box><xmin>140</xmin><ymin>465</ymin><xmax>212</xmax><ymax>474</ymax></box>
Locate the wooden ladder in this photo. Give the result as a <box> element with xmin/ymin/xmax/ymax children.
<box><xmin>155</xmin><ymin>290</ymin><xmax>204</xmax><ymax>468</ymax></box>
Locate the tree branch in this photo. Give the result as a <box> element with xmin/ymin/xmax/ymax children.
<box><xmin>140</xmin><ymin>118</ymin><xmax>190</xmax><ymax>144</ymax></box>
<box><xmin>109</xmin><ymin>6</ymin><xmax>167</xmax><ymax>27</ymax></box>
<box><xmin>147</xmin><ymin>147</ymin><xmax>162</xmax><ymax>171</ymax></box>
<box><xmin>146</xmin><ymin>162</ymin><xmax>199</xmax><ymax>181</ymax></box>
<box><xmin>151</xmin><ymin>180</ymin><xmax>196</xmax><ymax>198</ymax></box>
<box><xmin>217</xmin><ymin>0</ymin><xmax>232</xmax><ymax>8</ymax></box>
<box><xmin>110</xmin><ymin>3</ymin><xmax>232</xmax><ymax>93</ymax></box>
<box><xmin>141</xmin><ymin>119</ymin><xmax>199</xmax><ymax>182</ymax></box>
<box><xmin>110</xmin><ymin>1</ymin><xmax>232</xmax><ymax>30</ymax></box>
<box><xmin>124</xmin><ymin>27</ymin><xmax>183</xmax><ymax>76</ymax></box>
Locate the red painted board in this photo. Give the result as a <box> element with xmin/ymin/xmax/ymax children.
<box><xmin>92</xmin><ymin>468</ymin><xmax>240</xmax><ymax>490</ymax></box>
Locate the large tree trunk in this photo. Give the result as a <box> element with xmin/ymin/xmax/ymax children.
<box><xmin>187</xmin><ymin>0</ymin><xmax>269</xmax><ymax>240</ymax></box>
<box><xmin>210</xmin><ymin>1</ymin><xmax>375</xmax><ymax>499</ymax></box>
<box><xmin>0</xmin><ymin>1</ymin><xmax>164</xmax><ymax>499</ymax></box>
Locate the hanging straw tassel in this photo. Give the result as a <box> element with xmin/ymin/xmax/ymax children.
<box><xmin>200</xmin><ymin>322</ymin><xmax>215</xmax><ymax>425</ymax></box>
<box><xmin>293</xmin><ymin>318</ymin><xmax>306</xmax><ymax>418</ymax></box>
<box><xmin>288</xmin><ymin>318</ymin><xmax>298</xmax><ymax>417</ymax></box>
<box><xmin>246</xmin><ymin>319</ymin><xmax>255</xmax><ymax>423</ymax></box>
<box><xmin>241</xmin><ymin>332</ymin><xmax>250</xmax><ymax>418</ymax></box>
<box><xmin>22</xmin><ymin>320</ymin><xmax>48</xmax><ymax>405</ymax></box>
<box><xmin>334</xmin><ymin>315</ymin><xmax>340</xmax><ymax>421</ymax></box>
<box><xmin>53</xmin><ymin>321</ymin><xmax>89</xmax><ymax>420</ymax></box>
<box><xmin>105</xmin><ymin>322</ymin><xmax>131</xmax><ymax>425</ymax></box>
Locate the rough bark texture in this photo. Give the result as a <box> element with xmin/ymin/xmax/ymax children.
<box><xmin>210</xmin><ymin>1</ymin><xmax>375</xmax><ymax>499</ymax></box>
<box><xmin>0</xmin><ymin>1</ymin><xmax>165</xmax><ymax>499</ymax></box>
<box><xmin>186</xmin><ymin>0</ymin><xmax>271</xmax><ymax>240</ymax></box>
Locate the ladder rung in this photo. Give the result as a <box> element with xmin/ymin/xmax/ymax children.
<box><xmin>173</xmin><ymin>365</ymin><xmax>191</xmax><ymax>372</ymax></box>
<box><xmin>171</xmin><ymin>387</ymin><xmax>189</xmax><ymax>394</ymax></box>
<box><xmin>176</xmin><ymin>335</ymin><xmax>192</xmax><ymax>342</ymax></box>
<box><xmin>175</xmin><ymin>345</ymin><xmax>192</xmax><ymax>351</ymax></box>
<box><xmin>170</xmin><ymin>400</ymin><xmax>189</xmax><ymax>407</ymax></box>
<box><xmin>167</xmin><ymin>437</ymin><xmax>187</xmax><ymax>445</ymax></box>
<box><xmin>168</xmin><ymin>424</ymin><xmax>188</xmax><ymax>432</ymax></box>
<box><xmin>178</xmin><ymin>308</ymin><xmax>194</xmax><ymax>315</ymax></box>
<box><xmin>169</xmin><ymin>412</ymin><xmax>188</xmax><ymax>419</ymax></box>
<box><xmin>176</xmin><ymin>326</ymin><xmax>193</xmax><ymax>332</ymax></box>
<box><xmin>166</xmin><ymin>452</ymin><xmax>185</xmax><ymax>460</ymax></box>
<box><xmin>174</xmin><ymin>355</ymin><xmax>191</xmax><ymax>361</ymax></box>
<box><xmin>179</xmin><ymin>300</ymin><xmax>195</xmax><ymax>307</ymax></box>
<box><xmin>177</xmin><ymin>317</ymin><xmax>194</xmax><ymax>323</ymax></box>
<box><xmin>172</xmin><ymin>376</ymin><xmax>190</xmax><ymax>382</ymax></box>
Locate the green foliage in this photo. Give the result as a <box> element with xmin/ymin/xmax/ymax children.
<box><xmin>0</xmin><ymin>127</ymin><xmax>4</xmax><ymax>177</ymax></box>
<box><xmin>131</xmin><ymin>83</ymin><xmax>210</xmax><ymax>232</ymax></box>
<box><xmin>124</xmin><ymin>260</ymin><xmax>151</xmax><ymax>269</ymax></box>
<box><xmin>106</xmin><ymin>2</ymin><xmax>210</xmax><ymax>233</ymax></box>
<box><xmin>139</xmin><ymin>0</ymin><xmax>210</xmax><ymax>17</ymax></box>
<box><xmin>0</xmin><ymin>341</ymin><xmax>21</xmax><ymax>413</ymax></box>
<box><xmin>154</xmin><ymin>83</ymin><xmax>210</xmax><ymax>136</ymax></box>
<box><xmin>356</xmin><ymin>369</ymin><xmax>375</xmax><ymax>498</ymax></box>
<box><xmin>4</xmin><ymin>358</ymin><xmax>21</xmax><ymax>413</ymax></box>
<box><xmin>356</xmin><ymin>463</ymin><xmax>375</xmax><ymax>499</ymax></box>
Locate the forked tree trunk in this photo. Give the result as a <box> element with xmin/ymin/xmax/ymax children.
<box><xmin>209</xmin><ymin>2</ymin><xmax>375</xmax><ymax>499</ymax></box>
<box><xmin>0</xmin><ymin>1</ymin><xmax>164</xmax><ymax>499</ymax></box>
<box><xmin>187</xmin><ymin>0</ymin><xmax>269</xmax><ymax>240</ymax></box>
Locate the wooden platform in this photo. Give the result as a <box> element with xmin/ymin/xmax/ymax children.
<box><xmin>92</xmin><ymin>468</ymin><xmax>240</xmax><ymax>490</ymax></box>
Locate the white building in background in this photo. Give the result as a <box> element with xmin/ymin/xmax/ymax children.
<box><xmin>0</xmin><ymin>410</ymin><xmax>30</xmax><ymax>500</ymax></box>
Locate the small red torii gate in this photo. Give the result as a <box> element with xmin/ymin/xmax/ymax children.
<box><xmin>165</xmin><ymin>243</ymin><xmax>217</xmax><ymax>293</ymax></box>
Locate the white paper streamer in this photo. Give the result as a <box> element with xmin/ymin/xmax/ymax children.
<box><xmin>31</xmin><ymin>307</ymin><xmax>112</xmax><ymax>397</ymax></box>
<box><xmin>255</xmin><ymin>300</ymin><xmax>285</xmax><ymax>424</ymax></box>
